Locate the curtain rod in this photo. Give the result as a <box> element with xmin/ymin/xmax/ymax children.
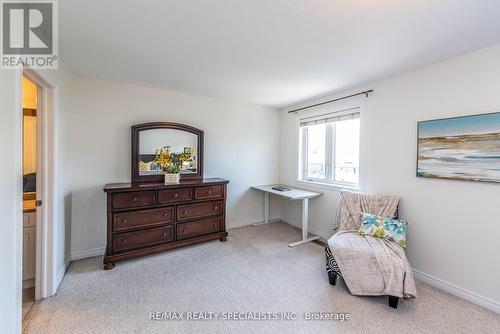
<box><xmin>287</xmin><ymin>89</ymin><xmax>373</xmax><ymax>114</ymax></box>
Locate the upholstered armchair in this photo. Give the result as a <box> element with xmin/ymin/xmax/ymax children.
<box><xmin>325</xmin><ymin>191</ymin><xmax>416</xmax><ymax>308</ymax></box>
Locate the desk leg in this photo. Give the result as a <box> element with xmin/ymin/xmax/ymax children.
<box><xmin>253</xmin><ymin>192</ymin><xmax>270</xmax><ymax>225</ymax></box>
<box><xmin>301</xmin><ymin>197</ymin><xmax>308</xmax><ymax>240</ymax></box>
<box><xmin>288</xmin><ymin>198</ymin><xmax>320</xmax><ymax>247</ymax></box>
<box><xmin>264</xmin><ymin>192</ymin><xmax>269</xmax><ymax>224</ymax></box>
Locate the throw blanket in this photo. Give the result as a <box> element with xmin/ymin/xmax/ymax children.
<box><xmin>328</xmin><ymin>191</ymin><xmax>417</xmax><ymax>298</ymax></box>
<box><xmin>333</xmin><ymin>190</ymin><xmax>400</xmax><ymax>231</ymax></box>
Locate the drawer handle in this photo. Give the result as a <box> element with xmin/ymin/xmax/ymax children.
<box><xmin>132</xmin><ymin>197</ymin><xmax>138</xmax><ymax>202</ymax></box>
<box><xmin>164</xmin><ymin>213</ymin><xmax>169</xmax><ymax>217</ymax></box>
<box><xmin>183</xmin><ymin>228</ymin><xmax>187</xmax><ymax>233</ymax></box>
<box><xmin>207</xmin><ymin>190</ymin><xmax>212</xmax><ymax>195</ymax></box>
<box><xmin>183</xmin><ymin>210</ymin><xmax>188</xmax><ymax>215</ymax></box>
<box><xmin>121</xmin><ymin>239</ymin><xmax>127</xmax><ymax>244</ymax></box>
<box><xmin>174</xmin><ymin>193</ymin><xmax>179</xmax><ymax>198</ymax></box>
<box><xmin>123</xmin><ymin>219</ymin><xmax>128</xmax><ymax>223</ymax></box>
<box><xmin>162</xmin><ymin>232</ymin><xmax>168</xmax><ymax>238</ymax></box>
<box><xmin>213</xmin><ymin>222</ymin><xmax>217</xmax><ymax>227</ymax></box>
<box><xmin>213</xmin><ymin>206</ymin><xmax>218</xmax><ymax>210</ymax></box>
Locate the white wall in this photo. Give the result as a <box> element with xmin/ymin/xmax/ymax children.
<box><xmin>69</xmin><ymin>76</ymin><xmax>280</xmax><ymax>258</ymax></box>
<box><xmin>139</xmin><ymin>129</ymin><xmax>197</xmax><ymax>154</ymax></box>
<box><xmin>279</xmin><ymin>44</ymin><xmax>500</xmax><ymax>306</ymax></box>
<box><xmin>0</xmin><ymin>70</ymin><xmax>23</xmax><ymax>334</ymax></box>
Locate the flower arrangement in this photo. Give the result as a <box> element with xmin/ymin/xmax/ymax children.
<box><xmin>154</xmin><ymin>146</ymin><xmax>194</xmax><ymax>174</ymax></box>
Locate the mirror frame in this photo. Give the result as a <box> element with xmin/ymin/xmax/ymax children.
<box><xmin>131</xmin><ymin>122</ymin><xmax>204</xmax><ymax>183</ymax></box>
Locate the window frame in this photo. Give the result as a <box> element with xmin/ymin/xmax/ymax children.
<box><xmin>297</xmin><ymin>105</ymin><xmax>362</xmax><ymax>190</ymax></box>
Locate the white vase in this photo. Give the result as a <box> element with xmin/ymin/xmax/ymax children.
<box><xmin>164</xmin><ymin>173</ymin><xmax>180</xmax><ymax>184</ymax></box>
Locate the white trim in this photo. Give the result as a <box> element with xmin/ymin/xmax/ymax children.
<box><xmin>71</xmin><ymin>247</ymin><xmax>106</xmax><ymax>261</ymax></box>
<box><xmin>295</xmin><ymin>179</ymin><xmax>360</xmax><ymax>192</ymax></box>
<box><xmin>357</xmin><ymin>101</ymin><xmax>367</xmax><ymax>192</ymax></box>
<box><xmin>14</xmin><ymin>69</ymin><xmax>23</xmax><ymax>334</ymax></box>
<box><xmin>68</xmin><ymin>215</ymin><xmax>283</xmax><ymax>261</ymax></box>
<box><xmin>52</xmin><ymin>215</ymin><xmax>500</xmax><ymax>317</ymax></box>
<box><xmin>278</xmin><ymin>216</ymin><xmax>500</xmax><ymax>314</ymax></box>
<box><xmin>413</xmin><ymin>269</ymin><xmax>500</xmax><ymax>314</ymax></box>
<box><xmin>280</xmin><ymin>216</ymin><xmax>333</xmax><ymax>241</ymax></box>
<box><xmin>297</xmin><ymin>102</ymin><xmax>363</xmax><ymax>191</ymax></box>
<box><xmin>23</xmin><ymin>69</ymin><xmax>56</xmax><ymax>300</ymax></box>
<box><xmin>226</xmin><ymin>216</ymin><xmax>281</xmax><ymax>230</ymax></box>
<box><xmin>68</xmin><ymin>216</ymin><xmax>283</xmax><ymax>261</ymax></box>
<box><xmin>56</xmin><ymin>257</ymin><xmax>71</xmax><ymax>289</ymax></box>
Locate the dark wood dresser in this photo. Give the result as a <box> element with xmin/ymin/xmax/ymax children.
<box><xmin>103</xmin><ymin>178</ymin><xmax>229</xmax><ymax>269</ymax></box>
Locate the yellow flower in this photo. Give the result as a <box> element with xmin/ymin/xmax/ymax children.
<box><xmin>373</xmin><ymin>228</ymin><xmax>385</xmax><ymax>238</ymax></box>
<box><xmin>154</xmin><ymin>146</ymin><xmax>174</xmax><ymax>171</ymax></box>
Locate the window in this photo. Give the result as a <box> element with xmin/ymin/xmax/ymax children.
<box><xmin>299</xmin><ymin>108</ymin><xmax>360</xmax><ymax>188</ymax></box>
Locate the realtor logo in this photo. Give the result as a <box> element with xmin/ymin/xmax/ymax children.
<box><xmin>1</xmin><ymin>0</ymin><xmax>58</xmax><ymax>69</ymax></box>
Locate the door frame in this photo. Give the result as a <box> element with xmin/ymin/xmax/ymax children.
<box><xmin>22</xmin><ymin>69</ymin><xmax>56</xmax><ymax>300</ymax></box>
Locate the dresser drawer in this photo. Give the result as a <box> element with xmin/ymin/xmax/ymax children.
<box><xmin>158</xmin><ymin>187</ymin><xmax>192</xmax><ymax>204</ymax></box>
<box><xmin>194</xmin><ymin>185</ymin><xmax>224</xmax><ymax>200</ymax></box>
<box><xmin>113</xmin><ymin>207</ymin><xmax>174</xmax><ymax>232</ymax></box>
<box><xmin>112</xmin><ymin>191</ymin><xmax>155</xmax><ymax>209</ymax></box>
<box><xmin>113</xmin><ymin>225</ymin><xmax>174</xmax><ymax>252</ymax></box>
<box><xmin>177</xmin><ymin>200</ymin><xmax>223</xmax><ymax>221</ymax></box>
<box><xmin>177</xmin><ymin>217</ymin><xmax>222</xmax><ymax>240</ymax></box>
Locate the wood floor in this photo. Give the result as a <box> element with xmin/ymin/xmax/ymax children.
<box><xmin>22</xmin><ymin>287</ymin><xmax>40</xmax><ymax>333</ymax></box>
<box><xmin>22</xmin><ymin>287</ymin><xmax>35</xmax><ymax>319</ymax></box>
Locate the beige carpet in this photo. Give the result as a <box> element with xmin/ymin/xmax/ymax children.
<box><xmin>26</xmin><ymin>222</ymin><xmax>500</xmax><ymax>334</ymax></box>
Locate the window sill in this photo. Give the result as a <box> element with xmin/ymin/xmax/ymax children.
<box><xmin>295</xmin><ymin>179</ymin><xmax>360</xmax><ymax>192</ymax></box>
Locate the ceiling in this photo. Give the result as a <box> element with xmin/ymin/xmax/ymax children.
<box><xmin>60</xmin><ymin>0</ymin><xmax>500</xmax><ymax>108</ymax></box>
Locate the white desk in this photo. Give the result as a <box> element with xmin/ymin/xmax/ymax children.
<box><xmin>251</xmin><ymin>185</ymin><xmax>322</xmax><ymax>247</ymax></box>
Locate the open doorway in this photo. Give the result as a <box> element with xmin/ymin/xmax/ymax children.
<box><xmin>18</xmin><ymin>69</ymin><xmax>58</xmax><ymax>333</ymax></box>
<box><xmin>20</xmin><ymin>69</ymin><xmax>57</xmax><ymax>331</ymax></box>
<box><xmin>21</xmin><ymin>76</ymin><xmax>39</xmax><ymax>323</ymax></box>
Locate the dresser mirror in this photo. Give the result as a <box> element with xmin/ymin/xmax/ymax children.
<box><xmin>131</xmin><ymin>122</ymin><xmax>204</xmax><ymax>182</ymax></box>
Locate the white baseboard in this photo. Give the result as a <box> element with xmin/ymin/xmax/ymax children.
<box><xmin>279</xmin><ymin>216</ymin><xmax>333</xmax><ymax>241</ymax></box>
<box><xmin>279</xmin><ymin>217</ymin><xmax>500</xmax><ymax>314</ymax></box>
<box><xmin>68</xmin><ymin>218</ymin><xmax>281</xmax><ymax>261</ymax></box>
<box><xmin>413</xmin><ymin>269</ymin><xmax>500</xmax><ymax>314</ymax></box>
<box><xmin>64</xmin><ymin>219</ymin><xmax>500</xmax><ymax>315</ymax></box>
<box><xmin>226</xmin><ymin>216</ymin><xmax>281</xmax><ymax>230</ymax></box>
<box><xmin>71</xmin><ymin>247</ymin><xmax>106</xmax><ymax>261</ymax></box>
<box><xmin>55</xmin><ymin>256</ymin><xmax>71</xmax><ymax>292</ymax></box>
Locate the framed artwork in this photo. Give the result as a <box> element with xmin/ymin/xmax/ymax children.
<box><xmin>417</xmin><ymin>112</ymin><xmax>500</xmax><ymax>183</ymax></box>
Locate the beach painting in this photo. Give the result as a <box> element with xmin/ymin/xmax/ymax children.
<box><xmin>417</xmin><ymin>112</ymin><xmax>500</xmax><ymax>183</ymax></box>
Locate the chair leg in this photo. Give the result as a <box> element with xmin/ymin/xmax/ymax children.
<box><xmin>388</xmin><ymin>296</ymin><xmax>399</xmax><ymax>309</ymax></box>
<box><xmin>327</xmin><ymin>271</ymin><xmax>338</xmax><ymax>286</ymax></box>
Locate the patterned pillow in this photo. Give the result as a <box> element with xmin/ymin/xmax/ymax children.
<box><xmin>358</xmin><ymin>213</ymin><xmax>407</xmax><ymax>247</ymax></box>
